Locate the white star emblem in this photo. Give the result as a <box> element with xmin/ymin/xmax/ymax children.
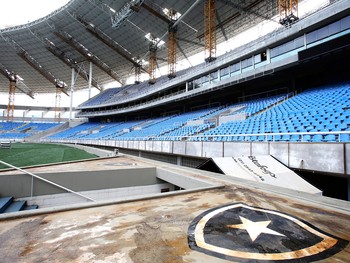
<box><xmin>227</xmin><ymin>216</ymin><xmax>285</xmax><ymax>242</ymax></box>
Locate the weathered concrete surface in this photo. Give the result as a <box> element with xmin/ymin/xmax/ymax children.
<box><xmin>0</xmin><ymin>155</ymin><xmax>349</xmax><ymax>262</ymax></box>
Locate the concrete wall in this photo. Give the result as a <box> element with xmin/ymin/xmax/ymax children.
<box><xmin>156</xmin><ymin>168</ymin><xmax>214</xmax><ymax>189</ymax></box>
<box><xmin>49</xmin><ymin>139</ymin><xmax>349</xmax><ymax>175</ymax></box>
<box><xmin>21</xmin><ymin>183</ymin><xmax>174</xmax><ymax>208</ymax></box>
<box><xmin>112</xmin><ymin>140</ymin><xmax>349</xmax><ymax>176</ymax></box>
<box><xmin>0</xmin><ymin>167</ymin><xmax>160</xmax><ymax>198</ymax></box>
<box><xmin>67</xmin><ymin>144</ymin><xmax>117</xmax><ymax>157</ymax></box>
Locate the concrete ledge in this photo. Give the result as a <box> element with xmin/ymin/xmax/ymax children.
<box><xmin>0</xmin><ymin>184</ymin><xmax>223</xmax><ymax>221</ymax></box>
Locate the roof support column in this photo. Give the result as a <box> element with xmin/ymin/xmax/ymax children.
<box><xmin>204</xmin><ymin>0</ymin><xmax>217</xmax><ymax>63</ymax></box>
<box><xmin>7</xmin><ymin>78</ymin><xmax>16</xmax><ymax>122</ymax></box>
<box><xmin>135</xmin><ymin>58</ymin><xmax>141</xmax><ymax>84</ymax></box>
<box><xmin>55</xmin><ymin>85</ymin><xmax>63</xmax><ymax>123</ymax></box>
<box><xmin>168</xmin><ymin>10</ymin><xmax>178</xmax><ymax>79</ymax></box>
<box><xmin>148</xmin><ymin>38</ymin><xmax>157</xmax><ymax>85</ymax></box>
<box><xmin>69</xmin><ymin>67</ymin><xmax>75</xmax><ymax>121</ymax></box>
<box><xmin>88</xmin><ymin>61</ymin><xmax>93</xmax><ymax>99</ymax></box>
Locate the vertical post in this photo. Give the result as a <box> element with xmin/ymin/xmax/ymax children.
<box><xmin>266</xmin><ymin>48</ymin><xmax>271</xmax><ymax>64</ymax></box>
<box><xmin>7</xmin><ymin>78</ymin><xmax>16</xmax><ymax>122</ymax></box>
<box><xmin>70</xmin><ymin>67</ymin><xmax>75</xmax><ymax>120</ymax></box>
<box><xmin>148</xmin><ymin>38</ymin><xmax>157</xmax><ymax>84</ymax></box>
<box><xmin>88</xmin><ymin>61</ymin><xmax>92</xmax><ymax>99</ymax></box>
<box><xmin>31</xmin><ymin>175</ymin><xmax>34</xmax><ymax>197</ymax></box>
<box><xmin>54</xmin><ymin>86</ymin><xmax>62</xmax><ymax>123</ymax></box>
<box><xmin>135</xmin><ymin>62</ymin><xmax>141</xmax><ymax>84</ymax></box>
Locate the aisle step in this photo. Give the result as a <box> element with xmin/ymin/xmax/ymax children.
<box><xmin>0</xmin><ymin>197</ymin><xmax>13</xmax><ymax>213</ymax></box>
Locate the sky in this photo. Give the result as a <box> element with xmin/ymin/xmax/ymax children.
<box><xmin>0</xmin><ymin>0</ymin><xmax>70</xmax><ymax>29</ymax></box>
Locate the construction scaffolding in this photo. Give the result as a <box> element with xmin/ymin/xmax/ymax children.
<box><xmin>168</xmin><ymin>10</ymin><xmax>178</xmax><ymax>79</ymax></box>
<box><xmin>204</xmin><ymin>0</ymin><xmax>216</xmax><ymax>63</ymax></box>
<box><xmin>134</xmin><ymin>57</ymin><xmax>141</xmax><ymax>84</ymax></box>
<box><xmin>279</xmin><ymin>0</ymin><xmax>298</xmax><ymax>26</ymax></box>
<box><xmin>135</xmin><ymin>63</ymin><xmax>141</xmax><ymax>84</ymax></box>
<box><xmin>148</xmin><ymin>38</ymin><xmax>157</xmax><ymax>84</ymax></box>
<box><xmin>7</xmin><ymin>79</ymin><xmax>16</xmax><ymax>122</ymax></box>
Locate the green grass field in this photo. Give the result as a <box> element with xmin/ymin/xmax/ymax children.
<box><xmin>0</xmin><ymin>143</ymin><xmax>98</xmax><ymax>170</ymax></box>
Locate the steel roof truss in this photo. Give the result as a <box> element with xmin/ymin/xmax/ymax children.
<box><xmin>45</xmin><ymin>40</ymin><xmax>101</xmax><ymax>90</ymax></box>
<box><xmin>0</xmin><ymin>34</ymin><xmax>67</xmax><ymax>94</ymax></box>
<box><xmin>54</xmin><ymin>30</ymin><xmax>123</xmax><ymax>84</ymax></box>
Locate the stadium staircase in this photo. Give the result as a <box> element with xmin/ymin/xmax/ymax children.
<box><xmin>27</xmin><ymin>122</ymin><xmax>68</xmax><ymax>141</ymax></box>
<box><xmin>0</xmin><ymin>196</ymin><xmax>38</xmax><ymax>214</ymax></box>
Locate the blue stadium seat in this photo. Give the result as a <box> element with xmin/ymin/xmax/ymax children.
<box><xmin>323</xmin><ymin>134</ymin><xmax>336</xmax><ymax>142</ymax></box>
<box><xmin>311</xmin><ymin>134</ymin><xmax>323</xmax><ymax>142</ymax></box>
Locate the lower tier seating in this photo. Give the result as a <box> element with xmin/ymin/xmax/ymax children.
<box><xmin>3</xmin><ymin>82</ymin><xmax>350</xmax><ymax>143</ymax></box>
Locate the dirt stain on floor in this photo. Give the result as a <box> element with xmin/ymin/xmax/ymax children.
<box><xmin>129</xmin><ymin>222</ymin><xmax>186</xmax><ymax>263</ymax></box>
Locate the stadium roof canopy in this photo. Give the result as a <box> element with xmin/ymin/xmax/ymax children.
<box><xmin>0</xmin><ymin>0</ymin><xmax>280</xmax><ymax>97</ymax></box>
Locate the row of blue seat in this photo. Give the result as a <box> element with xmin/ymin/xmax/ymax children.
<box><xmin>197</xmin><ymin>83</ymin><xmax>349</xmax><ymax>142</ymax></box>
<box><xmin>2</xmin><ymin>83</ymin><xmax>349</xmax><ymax>143</ymax></box>
<box><xmin>0</xmin><ymin>122</ymin><xmax>60</xmax><ymax>140</ymax></box>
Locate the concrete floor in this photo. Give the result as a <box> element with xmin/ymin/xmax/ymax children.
<box><xmin>0</xmin><ymin>155</ymin><xmax>349</xmax><ymax>262</ymax></box>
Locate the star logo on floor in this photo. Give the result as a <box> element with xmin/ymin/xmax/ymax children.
<box><xmin>188</xmin><ymin>203</ymin><xmax>349</xmax><ymax>262</ymax></box>
<box><xmin>227</xmin><ymin>216</ymin><xmax>285</xmax><ymax>242</ymax></box>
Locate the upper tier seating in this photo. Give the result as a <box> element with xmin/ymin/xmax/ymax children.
<box><xmin>79</xmin><ymin>88</ymin><xmax>121</xmax><ymax>107</ymax></box>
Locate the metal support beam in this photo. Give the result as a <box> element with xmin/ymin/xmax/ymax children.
<box><xmin>216</xmin><ymin>11</ymin><xmax>228</xmax><ymax>41</ymax></box>
<box><xmin>176</xmin><ymin>42</ymin><xmax>193</xmax><ymax>68</ymax></box>
<box><xmin>141</xmin><ymin>3</ymin><xmax>171</xmax><ymax>23</ymax></box>
<box><xmin>54</xmin><ymin>30</ymin><xmax>123</xmax><ymax>84</ymax></box>
<box><xmin>218</xmin><ymin>0</ymin><xmax>276</xmax><ymax>23</ymax></box>
<box><xmin>74</xmin><ymin>15</ymin><xmax>146</xmax><ymax>73</ymax></box>
<box><xmin>204</xmin><ymin>0</ymin><xmax>217</xmax><ymax>62</ymax></box>
<box><xmin>0</xmin><ymin>63</ymin><xmax>34</xmax><ymax>99</ymax></box>
<box><xmin>176</xmin><ymin>37</ymin><xmax>204</xmax><ymax>47</ymax></box>
<box><xmin>44</xmin><ymin>39</ymin><xmax>101</xmax><ymax>91</ymax></box>
<box><xmin>18</xmin><ymin>51</ymin><xmax>67</xmax><ymax>94</ymax></box>
<box><xmin>139</xmin><ymin>0</ymin><xmax>202</xmax><ymax>64</ymax></box>
<box><xmin>7</xmin><ymin>78</ymin><xmax>16</xmax><ymax>122</ymax></box>
<box><xmin>1</xmin><ymin>33</ymin><xmax>68</xmax><ymax>95</ymax></box>
<box><xmin>199</xmin><ymin>0</ymin><xmax>276</xmax><ymax>39</ymax></box>
<box><xmin>112</xmin><ymin>0</ymin><xmax>145</xmax><ymax>28</ymax></box>
<box><xmin>86</xmin><ymin>0</ymin><xmax>116</xmax><ymax>25</ymax></box>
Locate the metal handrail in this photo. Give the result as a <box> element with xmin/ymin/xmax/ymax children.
<box><xmin>0</xmin><ymin>160</ymin><xmax>95</xmax><ymax>202</ymax></box>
